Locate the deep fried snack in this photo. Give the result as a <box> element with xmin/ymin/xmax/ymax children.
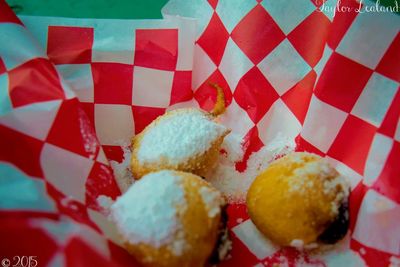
<box><xmin>110</xmin><ymin>170</ymin><xmax>226</xmax><ymax>267</ymax></box>
<box><xmin>247</xmin><ymin>152</ymin><xmax>350</xmax><ymax>247</ymax></box>
<box><xmin>131</xmin><ymin>108</ymin><xmax>230</xmax><ymax>179</ymax></box>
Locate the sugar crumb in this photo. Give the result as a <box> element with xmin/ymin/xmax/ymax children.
<box><xmin>207</xmin><ymin>133</ymin><xmax>295</xmax><ymax>203</ymax></box>
<box><xmin>290</xmin><ymin>239</ymin><xmax>305</xmax><ymax>249</ymax></box>
<box><xmin>109</xmin><ymin>145</ymin><xmax>134</xmax><ymax>193</ymax></box>
<box><xmin>96</xmin><ymin>195</ymin><xmax>114</xmax><ymax>214</ymax></box>
<box><xmin>199</xmin><ymin>186</ymin><xmax>223</xmax><ymax>218</ymax></box>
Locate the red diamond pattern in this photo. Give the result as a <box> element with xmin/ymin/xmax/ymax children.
<box><xmin>0</xmin><ymin>57</ymin><xmax>6</xmax><ymax>74</ymax></box>
<box><xmin>170</xmin><ymin>71</ymin><xmax>193</xmax><ymax>106</ymax></box>
<box><xmin>134</xmin><ymin>29</ymin><xmax>178</xmax><ymax>71</ymax></box>
<box><xmin>327</xmin><ymin>115</ymin><xmax>377</xmax><ymax>175</ymax></box>
<box><xmin>295</xmin><ymin>135</ymin><xmax>325</xmax><ymax>157</ymax></box>
<box><xmin>102</xmin><ymin>145</ymin><xmax>124</xmax><ymax>163</ymax></box>
<box><xmin>373</xmin><ymin>141</ymin><xmax>400</xmax><ymax>203</ymax></box>
<box><xmin>314</xmin><ymin>52</ymin><xmax>373</xmax><ymax>113</ymax></box>
<box><xmin>236</xmin><ymin>126</ymin><xmax>264</xmax><ymax>172</ymax></box>
<box><xmin>47</xmin><ymin>26</ymin><xmax>93</xmax><ymax>64</ymax></box>
<box><xmin>282</xmin><ymin>71</ymin><xmax>316</xmax><ymax>124</ymax></box>
<box><xmin>0</xmin><ymin>124</ymin><xmax>44</xmax><ymax>178</ymax></box>
<box><xmin>378</xmin><ymin>90</ymin><xmax>400</xmax><ymax>138</ymax></box>
<box><xmin>132</xmin><ymin>105</ymin><xmax>166</xmax><ymax>134</ymax></box>
<box><xmin>46</xmin><ymin>98</ymin><xmax>100</xmax><ymax>158</ymax></box>
<box><xmin>326</xmin><ymin>0</ymin><xmax>359</xmax><ymax>49</ymax></box>
<box><xmin>376</xmin><ymin>32</ymin><xmax>400</xmax><ymax>83</ymax></box>
<box><xmin>350</xmin><ymin>239</ymin><xmax>393</xmax><ymax>267</ymax></box>
<box><xmin>207</xmin><ymin>0</ymin><xmax>218</xmax><ymax>10</ymax></box>
<box><xmin>288</xmin><ymin>11</ymin><xmax>330</xmax><ymax>67</ymax></box>
<box><xmin>8</xmin><ymin>58</ymin><xmax>65</xmax><ymax>108</ymax></box>
<box><xmin>0</xmin><ymin>0</ymin><xmax>22</xmax><ymax>24</ymax></box>
<box><xmin>92</xmin><ymin>63</ymin><xmax>133</xmax><ymax>105</ymax></box>
<box><xmin>348</xmin><ymin>181</ymin><xmax>368</xmax><ymax>232</ymax></box>
<box><xmin>197</xmin><ymin>13</ymin><xmax>230</xmax><ymax>66</ymax></box>
<box><xmin>85</xmin><ymin>162</ymin><xmax>121</xmax><ymax>210</ymax></box>
<box><xmin>231</xmin><ymin>4</ymin><xmax>285</xmax><ymax>65</ymax></box>
<box><xmin>0</xmin><ymin>217</ymin><xmax>59</xmax><ymax>266</ymax></box>
<box><xmin>219</xmin><ymin>234</ymin><xmax>259</xmax><ymax>267</ymax></box>
<box><xmin>234</xmin><ymin>66</ymin><xmax>279</xmax><ymax>123</ymax></box>
<box><xmin>194</xmin><ymin>69</ymin><xmax>232</xmax><ymax>112</ymax></box>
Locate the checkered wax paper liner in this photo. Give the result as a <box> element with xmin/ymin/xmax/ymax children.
<box><xmin>0</xmin><ymin>1</ymin><xmax>194</xmax><ymax>266</ymax></box>
<box><xmin>19</xmin><ymin>14</ymin><xmax>197</xmax><ymax>163</ymax></box>
<box><xmin>1</xmin><ymin>0</ymin><xmax>400</xmax><ymax>266</ymax></box>
<box><xmin>162</xmin><ymin>0</ymin><xmax>400</xmax><ymax>265</ymax></box>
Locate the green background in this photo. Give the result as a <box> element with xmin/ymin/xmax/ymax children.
<box><xmin>6</xmin><ymin>0</ymin><xmax>399</xmax><ymax>18</ymax></box>
<box><xmin>6</xmin><ymin>0</ymin><xmax>169</xmax><ymax>19</ymax></box>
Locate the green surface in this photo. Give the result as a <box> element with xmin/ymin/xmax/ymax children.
<box><xmin>6</xmin><ymin>0</ymin><xmax>398</xmax><ymax>19</ymax></box>
<box><xmin>374</xmin><ymin>0</ymin><xmax>400</xmax><ymax>13</ymax></box>
<box><xmin>6</xmin><ymin>0</ymin><xmax>169</xmax><ymax>19</ymax></box>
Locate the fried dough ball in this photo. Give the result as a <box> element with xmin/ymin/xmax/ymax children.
<box><xmin>110</xmin><ymin>170</ymin><xmax>226</xmax><ymax>267</ymax></box>
<box><xmin>246</xmin><ymin>152</ymin><xmax>350</xmax><ymax>247</ymax></box>
<box><xmin>131</xmin><ymin>108</ymin><xmax>230</xmax><ymax>179</ymax></box>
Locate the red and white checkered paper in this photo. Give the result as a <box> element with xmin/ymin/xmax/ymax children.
<box><xmin>1</xmin><ymin>0</ymin><xmax>399</xmax><ymax>266</ymax></box>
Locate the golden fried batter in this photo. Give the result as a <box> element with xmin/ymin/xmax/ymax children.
<box><xmin>111</xmin><ymin>170</ymin><xmax>225</xmax><ymax>267</ymax></box>
<box><xmin>247</xmin><ymin>152</ymin><xmax>350</xmax><ymax>247</ymax></box>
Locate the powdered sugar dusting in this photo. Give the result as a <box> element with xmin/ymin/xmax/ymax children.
<box><xmin>199</xmin><ymin>186</ymin><xmax>224</xmax><ymax>218</ymax></box>
<box><xmin>207</xmin><ymin>133</ymin><xmax>295</xmax><ymax>203</ymax></box>
<box><xmin>289</xmin><ymin>159</ymin><xmax>337</xmax><ymax>194</ymax></box>
<box><xmin>96</xmin><ymin>195</ymin><xmax>114</xmax><ymax>214</ymax></box>
<box><xmin>78</xmin><ymin>108</ymin><xmax>99</xmax><ymax>160</ymax></box>
<box><xmin>286</xmin><ymin>156</ymin><xmax>350</xmax><ymax>215</ymax></box>
<box><xmin>109</xmin><ymin>145</ymin><xmax>134</xmax><ymax>193</ymax></box>
<box><xmin>290</xmin><ymin>239</ymin><xmax>305</xmax><ymax>249</ymax></box>
<box><xmin>110</xmin><ymin>170</ymin><xmax>187</xmax><ymax>254</ymax></box>
<box><xmin>170</xmin><ymin>230</ymin><xmax>186</xmax><ymax>256</ymax></box>
<box><xmin>221</xmin><ymin>132</ymin><xmax>244</xmax><ymax>162</ymax></box>
<box><xmin>137</xmin><ymin>109</ymin><xmax>228</xmax><ymax>165</ymax></box>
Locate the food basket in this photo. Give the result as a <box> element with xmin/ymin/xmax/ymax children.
<box><xmin>0</xmin><ymin>0</ymin><xmax>399</xmax><ymax>266</ymax></box>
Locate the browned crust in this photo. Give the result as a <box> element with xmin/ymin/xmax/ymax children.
<box><xmin>209</xmin><ymin>82</ymin><xmax>226</xmax><ymax>117</ymax></box>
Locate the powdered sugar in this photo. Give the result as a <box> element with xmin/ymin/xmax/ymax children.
<box><xmin>78</xmin><ymin>108</ymin><xmax>99</xmax><ymax>160</ymax></box>
<box><xmin>96</xmin><ymin>195</ymin><xmax>114</xmax><ymax>213</ymax></box>
<box><xmin>199</xmin><ymin>186</ymin><xmax>224</xmax><ymax>218</ymax></box>
<box><xmin>220</xmin><ymin>131</ymin><xmax>244</xmax><ymax>162</ymax></box>
<box><xmin>286</xmin><ymin>156</ymin><xmax>350</xmax><ymax>215</ymax></box>
<box><xmin>137</xmin><ymin>109</ymin><xmax>228</xmax><ymax>165</ymax></box>
<box><xmin>109</xmin><ymin>145</ymin><xmax>134</xmax><ymax>193</ymax></box>
<box><xmin>323</xmin><ymin>175</ymin><xmax>349</xmax><ymax>195</ymax></box>
<box><xmin>217</xmin><ymin>228</ymin><xmax>232</xmax><ymax>262</ymax></box>
<box><xmin>289</xmin><ymin>159</ymin><xmax>341</xmax><ymax>194</ymax></box>
<box><xmin>110</xmin><ymin>170</ymin><xmax>187</xmax><ymax>255</ymax></box>
<box><xmin>290</xmin><ymin>239</ymin><xmax>305</xmax><ymax>249</ymax></box>
<box><xmin>207</xmin><ymin>133</ymin><xmax>295</xmax><ymax>203</ymax></box>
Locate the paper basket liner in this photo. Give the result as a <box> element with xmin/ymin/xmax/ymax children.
<box><xmin>0</xmin><ymin>0</ymin><xmax>399</xmax><ymax>266</ymax></box>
